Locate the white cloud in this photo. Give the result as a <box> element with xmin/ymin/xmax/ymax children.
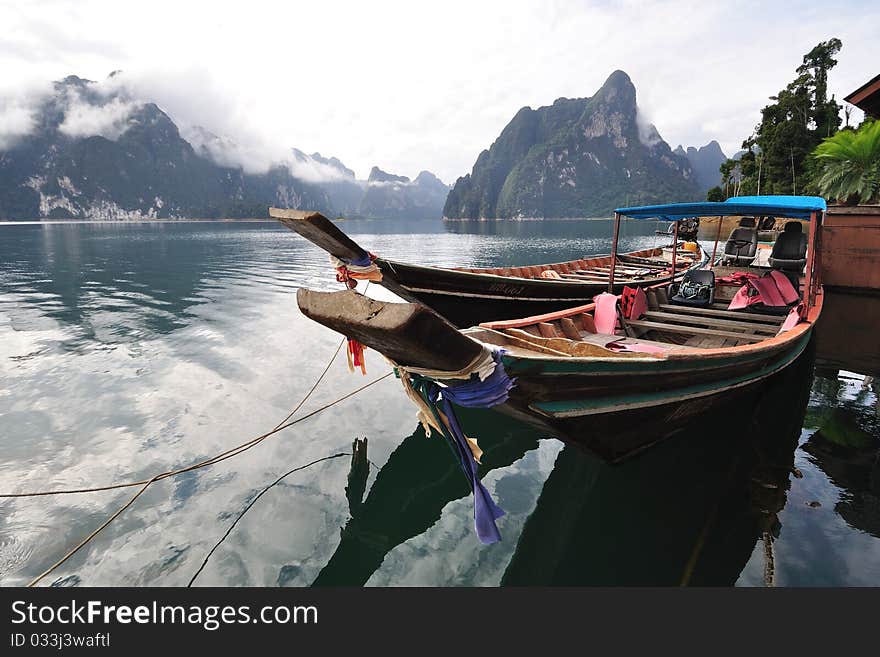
<box><xmin>0</xmin><ymin>98</ymin><xmax>39</xmax><ymax>149</ymax></box>
<box><xmin>57</xmin><ymin>91</ymin><xmax>139</xmax><ymax>140</ymax></box>
<box><xmin>287</xmin><ymin>156</ymin><xmax>352</xmax><ymax>184</ymax></box>
<box><xmin>636</xmin><ymin>108</ymin><xmax>663</xmax><ymax>148</ymax></box>
<box><xmin>0</xmin><ymin>78</ymin><xmax>52</xmax><ymax>149</ymax></box>
<box><xmin>99</xmin><ymin>70</ymin><xmax>353</xmax><ymax>181</ymax></box>
<box><xmin>0</xmin><ymin>0</ymin><xmax>878</xmax><ymax>180</ymax></box>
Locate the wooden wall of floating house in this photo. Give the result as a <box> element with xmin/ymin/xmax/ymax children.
<box><xmin>820</xmin><ymin>206</ymin><xmax>880</xmax><ymax>292</ymax></box>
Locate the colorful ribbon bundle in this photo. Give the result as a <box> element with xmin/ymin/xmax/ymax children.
<box><xmin>346</xmin><ymin>338</ymin><xmax>367</xmax><ymax>375</ymax></box>
<box><xmin>403</xmin><ymin>350</ymin><xmax>515</xmax><ymax>544</ymax></box>
<box><xmin>331</xmin><ymin>252</ymin><xmax>383</xmax><ymax>289</ymax></box>
<box><xmin>332</xmin><ymin>252</ymin><xmax>383</xmax><ymax>373</ymax></box>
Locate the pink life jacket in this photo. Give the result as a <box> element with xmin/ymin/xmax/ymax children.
<box><xmin>768</xmin><ymin>270</ymin><xmax>799</xmax><ymax>305</ymax></box>
<box><xmin>593</xmin><ymin>292</ymin><xmax>620</xmax><ymax>334</ymax></box>
<box><xmin>728</xmin><ymin>271</ymin><xmax>799</xmax><ymax>310</ymax></box>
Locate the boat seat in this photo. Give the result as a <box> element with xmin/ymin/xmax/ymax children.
<box><xmin>670</xmin><ymin>269</ymin><xmax>715</xmax><ymax>307</ymax></box>
<box><xmin>723</xmin><ymin>227</ymin><xmax>758</xmax><ymax>264</ymax></box>
<box><xmin>769</xmin><ymin>221</ymin><xmax>807</xmax><ymax>271</ymax></box>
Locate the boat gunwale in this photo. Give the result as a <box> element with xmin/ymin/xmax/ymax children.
<box><xmin>377</xmin><ymin>244</ymin><xmax>708</xmax><ymax>287</ymax></box>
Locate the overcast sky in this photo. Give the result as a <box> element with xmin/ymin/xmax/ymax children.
<box><xmin>1</xmin><ymin>0</ymin><xmax>878</xmax><ymax>183</ymax></box>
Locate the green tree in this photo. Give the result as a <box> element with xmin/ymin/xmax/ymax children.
<box><xmin>798</xmin><ymin>39</ymin><xmax>844</xmax><ymax>139</ymax></box>
<box><xmin>734</xmin><ymin>39</ymin><xmax>843</xmax><ymax>196</ymax></box>
<box><xmin>812</xmin><ymin>119</ymin><xmax>880</xmax><ymax>204</ymax></box>
<box><xmin>706</xmin><ymin>186</ymin><xmax>725</xmax><ymax>201</ymax></box>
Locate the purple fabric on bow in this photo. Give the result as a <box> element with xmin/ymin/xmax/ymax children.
<box><xmin>418</xmin><ymin>351</ymin><xmax>515</xmax><ymax>544</ymax></box>
<box><xmin>347</xmin><ymin>253</ymin><xmax>374</xmax><ymax>267</ymax></box>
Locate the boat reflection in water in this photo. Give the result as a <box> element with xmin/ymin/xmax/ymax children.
<box><xmin>313</xmin><ymin>415</ymin><xmax>541</xmax><ymax>586</ymax></box>
<box><xmin>804</xmin><ymin>290</ymin><xmax>880</xmax><ymax>542</ymax></box>
<box><xmin>317</xmin><ymin>338</ymin><xmax>815</xmax><ymax>586</ymax></box>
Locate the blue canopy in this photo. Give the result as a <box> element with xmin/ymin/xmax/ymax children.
<box><xmin>615</xmin><ymin>195</ymin><xmax>827</xmax><ymax>221</ymax></box>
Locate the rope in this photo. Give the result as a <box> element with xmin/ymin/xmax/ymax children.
<box><xmin>27</xmin><ymin>478</ymin><xmax>155</xmax><ymax>587</ymax></box>
<box><xmin>394</xmin><ymin>345</ymin><xmax>497</xmax><ymax>382</ymax></box>
<box><xmin>25</xmin><ymin>374</ymin><xmax>391</xmax><ymax>587</ymax></box>
<box><xmin>187</xmin><ymin>451</ymin><xmax>350</xmax><ymax>587</ymax></box>
<box><xmin>18</xmin><ymin>280</ymin><xmax>385</xmax><ymax>585</ymax></box>
<box><xmin>1</xmin><ymin>339</ymin><xmax>356</xmax><ymax>499</ymax></box>
<box><xmin>20</xmin><ymin>340</ymin><xmax>392</xmax><ymax>587</ymax></box>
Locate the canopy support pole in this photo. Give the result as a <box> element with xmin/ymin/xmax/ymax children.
<box><xmin>804</xmin><ymin>210</ymin><xmax>821</xmax><ymax>308</ymax></box>
<box><xmin>671</xmin><ymin>220</ymin><xmax>679</xmax><ymax>275</ymax></box>
<box><xmin>709</xmin><ymin>216</ymin><xmax>722</xmax><ymax>269</ymax></box>
<box><xmin>608</xmin><ymin>212</ymin><xmax>621</xmax><ymax>292</ymax></box>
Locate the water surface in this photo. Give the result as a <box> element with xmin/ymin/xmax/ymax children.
<box><xmin>0</xmin><ymin>219</ymin><xmax>877</xmax><ymax>586</ymax></box>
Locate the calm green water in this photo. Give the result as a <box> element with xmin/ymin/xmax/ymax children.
<box><xmin>0</xmin><ymin>220</ymin><xmax>878</xmax><ymax>586</ymax></box>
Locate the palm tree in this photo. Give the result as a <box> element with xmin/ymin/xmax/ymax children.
<box><xmin>812</xmin><ymin>120</ymin><xmax>880</xmax><ymax>204</ymax></box>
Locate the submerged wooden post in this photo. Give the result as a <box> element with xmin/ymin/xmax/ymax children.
<box><xmin>709</xmin><ymin>215</ymin><xmax>723</xmax><ymax>269</ymax></box>
<box><xmin>607</xmin><ymin>212</ymin><xmax>621</xmax><ymax>292</ymax></box>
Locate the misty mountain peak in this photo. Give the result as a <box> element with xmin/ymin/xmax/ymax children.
<box><xmin>368</xmin><ymin>166</ymin><xmax>410</xmax><ymax>184</ymax></box>
<box><xmin>595</xmin><ymin>69</ymin><xmax>636</xmax><ymax>105</ymax></box>
<box><xmin>443</xmin><ymin>70</ymin><xmax>701</xmax><ymax>219</ymax></box>
<box><xmin>414</xmin><ymin>170</ymin><xmax>447</xmax><ymax>188</ymax></box>
<box><xmin>59</xmin><ymin>75</ymin><xmax>94</xmax><ymax>88</ymax></box>
<box><xmin>678</xmin><ymin>140</ymin><xmax>728</xmax><ymax>194</ymax></box>
<box><xmin>308</xmin><ymin>152</ymin><xmax>355</xmax><ymax>179</ymax></box>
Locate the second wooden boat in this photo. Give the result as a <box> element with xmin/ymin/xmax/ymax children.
<box><xmin>270</xmin><ymin>208</ymin><xmax>708</xmax><ymax>327</ymax></box>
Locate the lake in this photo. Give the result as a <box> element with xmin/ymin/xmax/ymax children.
<box><xmin>1</xmin><ymin>219</ymin><xmax>878</xmax><ymax>586</ymax></box>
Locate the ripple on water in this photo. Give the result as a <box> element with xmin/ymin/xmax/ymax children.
<box><xmin>0</xmin><ymin>528</ymin><xmax>38</xmax><ymax>579</ymax></box>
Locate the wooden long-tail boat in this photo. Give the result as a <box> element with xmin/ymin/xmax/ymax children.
<box><xmin>295</xmin><ymin>196</ymin><xmax>827</xmax><ymax>463</ymax></box>
<box><xmin>269</xmin><ymin>207</ymin><xmax>708</xmax><ymax>327</ymax></box>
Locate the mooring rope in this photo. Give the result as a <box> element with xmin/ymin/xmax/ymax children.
<box><xmin>187</xmin><ymin>451</ymin><xmax>351</xmax><ymax>587</ymax></box>
<box><xmin>24</xmin><ymin>371</ymin><xmax>392</xmax><ymax>586</ymax></box>
<box><xmin>1</xmin><ymin>340</ymin><xmax>384</xmax><ymax>500</ymax></box>
<box><xmin>19</xmin><ymin>332</ymin><xmax>391</xmax><ymax>586</ymax></box>
<box><xmin>17</xmin><ymin>278</ymin><xmax>389</xmax><ymax>585</ymax></box>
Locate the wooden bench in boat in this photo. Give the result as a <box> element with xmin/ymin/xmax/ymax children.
<box><xmin>473</xmin><ymin>281</ymin><xmax>792</xmax><ymax>356</ymax></box>
<box><xmin>625</xmin><ymin>319</ymin><xmax>766</xmax><ymax>343</ymax></box>
<box><xmin>655</xmin><ymin>304</ymin><xmax>783</xmax><ymax>324</ymax></box>
<box><xmin>641</xmin><ymin>310</ymin><xmax>779</xmax><ymax>335</ymax></box>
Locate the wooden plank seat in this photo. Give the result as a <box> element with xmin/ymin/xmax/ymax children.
<box><xmin>618</xmin><ymin>259</ymin><xmax>669</xmax><ymax>269</ymax></box>
<box><xmin>656</xmin><ymin>304</ymin><xmax>783</xmax><ymax>324</ymax></box>
<box><xmin>642</xmin><ymin>310</ymin><xmax>779</xmax><ymax>335</ymax></box>
<box><xmin>626</xmin><ymin>319</ymin><xmax>766</xmax><ymax>343</ymax></box>
<box><xmin>559</xmin><ymin>273</ymin><xmax>619</xmax><ymax>281</ymax></box>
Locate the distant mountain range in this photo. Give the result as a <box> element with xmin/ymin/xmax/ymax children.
<box><xmin>0</xmin><ymin>75</ymin><xmax>448</xmax><ymax>220</ymax></box>
<box><xmin>673</xmin><ymin>141</ymin><xmax>728</xmax><ymax>195</ymax></box>
<box><xmin>359</xmin><ymin>167</ymin><xmax>449</xmax><ymax>221</ymax></box>
<box><xmin>443</xmin><ymin>71</ymin><xmax>706</xmax><ymax>219</ymax></box>
<box><xmin>1</xmin><ymin>72</ymin><xmax>727</xmax><ymax>222</ymax></box>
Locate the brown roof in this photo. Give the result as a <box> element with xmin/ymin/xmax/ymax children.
<box><xmin>844</xmin><ymin>73</ymin><xmax>880</xmax><ymax>118</ymax></box>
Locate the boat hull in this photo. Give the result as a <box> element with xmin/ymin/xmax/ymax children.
<box><xmin>295</xmin><ymin>286</ymin><xmax>820</xmax><ymax>465</ymax></box>
<box><xmin>268</xmin><ymin>208</ymin><xmax>706</xmax><ymax>328</ymax></box>
<box><xmin>377</xmin><ymin>256</ymin><xmax>701</xmax><ymax>328</ymax></box>
<box><xmin>481</xmin><ymin>330</ymin><xmax>813</xmax><ymax>463</ymax></box>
